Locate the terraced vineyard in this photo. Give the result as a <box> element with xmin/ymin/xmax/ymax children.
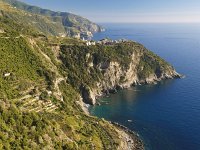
<box><xmin>18</xmin><ymin>95</ymin><xmax>58</xmax><ymax>113</ymax></box>
<box><xmin>0</xmin><ymin>14</ymin><xmax>136</xmax><ymax>148</ymax></box>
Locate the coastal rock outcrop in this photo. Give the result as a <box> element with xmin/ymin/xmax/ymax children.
<box><xmin>81</xmin><ymin>46</ymin><xmax>181</xmax><ymax>105</ymax></box>
<box><xmin>59</xmin><ymin>39</ymin><xmax>181</xmax><ymax>105</ymax></box>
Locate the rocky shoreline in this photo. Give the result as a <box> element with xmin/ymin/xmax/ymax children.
<box><xmin>80</xmin><ymin>101</ymin><xmax>144</xmax><ymax>149</ymax></box>
<box><xmin>111</xmin><ymin>121</ymin><xmax>145</xmax><ymax>150</ymax></box>
<box><xmin>83</xmin><ymin>73</ymin><xmax>182</xmax><ymax>105</ymax></box>
<box><xmin>84</xmin><ymin>74</ymin><xmax>183</xmax><ymax>149</ymax></box>
<box><xmin>84</xmin><ymin>76</ymin><xmax>183</xmax><ymax>149</ymax></box>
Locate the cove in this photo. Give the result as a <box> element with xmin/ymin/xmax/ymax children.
<box><xmin>89</xmin><ymin>23</ymin><xmax>200</xmax><ymax>150</ymax></box>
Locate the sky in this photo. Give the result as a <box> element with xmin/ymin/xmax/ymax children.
<box><xmin>20</xmin><ymin>0</ymin><xmax>200</xmax><ymax>23</ymax></box>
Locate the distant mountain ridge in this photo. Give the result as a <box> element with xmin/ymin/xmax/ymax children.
<box><xmin>0</xmin><ymin>0</ymin><xmax>104</xmax><ymax>38</ymax></box>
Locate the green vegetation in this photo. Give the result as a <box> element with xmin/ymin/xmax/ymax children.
<box><xmin>0</xmin><ymin>37</ymin><xmax>42</xmax><ymax>99</ymax></box>
<box><xmin>59</xmin><ymin>41</ymin><xmax>172</xmax><ymax>92</ymax></box>
<box><xmin>0</xmin><ymin>4</ymin><xmax>131</xmax><ymax>149</ymax></box>
<box><xmin>138</xmin><ymin>50</ymin><xmax>170</xmax><ymax>79</ymax></box>
<box><xmin>0</xmin><ymin>102</ymin><xmax>65</xmax><ymax>149</ymax></box>
<box><xmin>59</xmin><ymin>43</ymin><xmax>136</xmax><ymax>91</ymax></box>
<box><xmin>0</xmin><ymin>1</ymin><xmax>176</xmax><ymax>149</ymax></box>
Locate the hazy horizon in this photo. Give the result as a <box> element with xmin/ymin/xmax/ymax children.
<box><xmin>20</xmin><ymin>0</ymin><xmax>200</xmax><ymax>23</ymax></box>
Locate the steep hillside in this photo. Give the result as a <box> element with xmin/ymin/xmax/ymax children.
<box><xmin>0</xmin><ymin>15</ymin><xmax>144</xmax><ymax>150</ymax></box>
<box><xmin>0</xmin><ymin>0</ymin><xmax>104</xmax><ymax>38</ymax></box>
<box><xmin>59</xmin><ymin>41</ymin><xmax>180</xmax><ymax>104</ymax></box>
<box><xmin>0</xmin><ymin>1</ymin><xmax>181</xmax><ymax>149</ymax></box>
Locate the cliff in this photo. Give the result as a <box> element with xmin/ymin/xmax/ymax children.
<box><xmin>85</xmin><ymin>52</ymin><xmax>180</xmax><ymax>104</ymax></box>
<box><xmin>60</xmin><ymin>42</ymin><xmax>181</xmax><ymax>105</ymax></box>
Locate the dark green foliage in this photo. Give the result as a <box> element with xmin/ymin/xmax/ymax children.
<box><xmin>60</xmin><ymin>43</ymin><xmax>136</xmax><ymax>91</ymax></box>
<box><xmin>138</xmin><ymin>50</ymin><xmax>170</xmax><ymax>79</ymax></box>
<box><xmin>0</xmin><ymin>101</ymin><xmax>70</xmax><ymax>149</ymax></box>
<box><xmin>39</xmin><ymin>91</ymin><xmax>49</xmax><ymax>100</ymax></box>
<box><xmin>37</xmin><ymin>68</ymin><xmax>56</xmax><ymax>90</ymax></box>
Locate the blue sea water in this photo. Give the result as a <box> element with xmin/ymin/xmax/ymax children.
<box><xmin>90</xmin><ymin>23</ymin><xmax>200</xmax><ymax>150</ymax></box>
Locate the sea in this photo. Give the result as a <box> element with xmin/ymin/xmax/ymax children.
<box><xmin>89</xmin><ymin>23</ymin><xmax>200</xmax><ymax>150</ymax></box>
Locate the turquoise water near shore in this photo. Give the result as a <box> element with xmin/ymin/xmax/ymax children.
<box><xmin>90</xmin><ymin>23</ymin><xmax>200</xmax><ymax>150</ymax></box>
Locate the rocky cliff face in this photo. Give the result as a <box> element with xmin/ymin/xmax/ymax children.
<box><xmin>81</xmin><ymin>49</ymin><xmax>181</xmax><ymax>105</ymax></box>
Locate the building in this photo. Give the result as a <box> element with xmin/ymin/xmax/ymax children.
<box><xmin>4</xmin><ymin>73</ymin><xmax>11</xmax><ymax>77</ymax></box>
<box><xmin>86</xmin><ymin>41</ymin><xmax>96</xmax><ymax>46</ymax></box>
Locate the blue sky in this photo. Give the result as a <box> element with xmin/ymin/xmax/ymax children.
<box><xmin>20</xmin><ymin>0</ymin><xmax>200</xmax><ymax>23</ymax></box>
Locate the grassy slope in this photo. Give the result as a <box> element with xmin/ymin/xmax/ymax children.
<box><xmin>0</xmin><ymin>16</ymin><xmax>44</xmax><ymax>99</ymax></box>
<box><xmin>0</xmin><ymin>14</ymin><xmax>126</xmax><ymax>150</ymax></box>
